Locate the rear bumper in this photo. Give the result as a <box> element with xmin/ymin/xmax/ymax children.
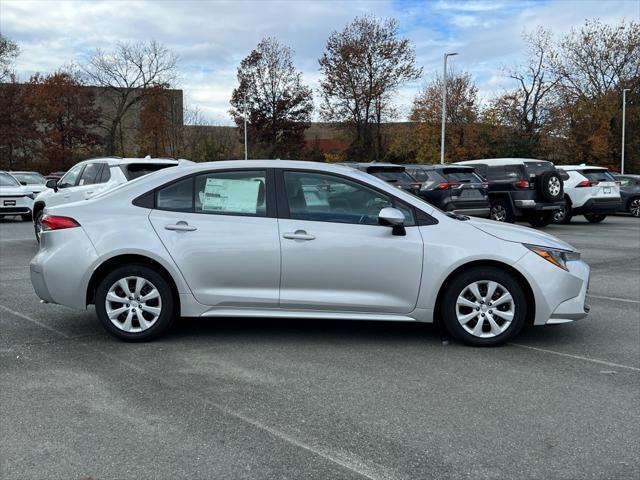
<box><xmin>514</xmin><ymin>199</ymin><xmax>564</xmax><ymax>211</ymax></box>
<box><xmin>0</xmin><ymin>206</ymin><xmax>32</xmax><ymax>215</ymax></box>
<box><xmin>572</xmin><ymin>198</ymin><xmax>622</xmax><ymax>215</ymax></box>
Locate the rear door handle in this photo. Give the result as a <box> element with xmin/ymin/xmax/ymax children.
<box><xmin>165</xmin><ymin>221</ymin><xmax>197</xmax><ymax>232</ymax></box>
<box><xmin>283</xmin><ymin>230</ymin><xmax>315</xmax><ymax>241</ymax></box>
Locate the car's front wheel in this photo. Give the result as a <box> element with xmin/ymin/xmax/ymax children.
<box><xmin>584</xmin><ymin>214</ymin><xmax>606</xmax><ymax>223</ymax></box>
<box><xmin>441</xmin><ymin>266</ymin><xmax>527</xmax><ymax>347</ymax></box>
<box><xmin>34</xmin><ymin>210</ymin><xmax>44</xmax><ymax>242</ymax></box>
<box><xmin>95</xmin><ymin>264</ymin><xmax>176</xmax><ymax>341</ymax></box>
<box><xmin>552</xmin><ymin>204</ymin><xmax>573</xmax><ymax>224</ymax></box>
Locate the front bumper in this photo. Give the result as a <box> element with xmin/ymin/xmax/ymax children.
<box><xmin>516</xmin><ymin>252</ymin><xmax>590</xmax><ymax>326</ymax></box>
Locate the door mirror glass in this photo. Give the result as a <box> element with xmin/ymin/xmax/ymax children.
<box><xmin>378</xmin><ymin>207</ymin><xmax>405</xmax><ymax>226</ymax></box>
<box><xmin>45</xmin><ymin>179</ymin><xmax>58</xmax><ymax>190</ymax></box>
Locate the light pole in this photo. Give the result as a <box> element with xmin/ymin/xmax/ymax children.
<box><xmin>440</xmin><ymin>52</ymin><xmax>458</xmax><ymax>164</ymax></box>
<box><xmin>621</xmin><ymin>88</ymin><xmax>630</xmax><ymax>174</ymax></box>
<box><xmin>243</xmin><ymin>91</ymin><xmax>248</xmax><ymax>160</ymax></box>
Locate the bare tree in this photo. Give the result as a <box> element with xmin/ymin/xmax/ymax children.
<box><xmin>230</xmin><ymin>37</ymin><xmax>313</xmax><ymax>159</ymax></box>
<box><xmin>550</xmin><ymin>19</ymin><xmax>640</xmax><ymax>100</ymax></box>
<box><xmin>83</xmin><ymin>40</ymin><xmax>178</xmax><ymax>155</ymax></box>
<box><xmin>319</xmin><ymin>16</ymin><xmax>422</xmax><ymax>160</ymax></box>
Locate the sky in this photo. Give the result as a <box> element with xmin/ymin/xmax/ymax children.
<box><xmin>1</xmin><ymin>0</ymin><xmax>638</xmax><ymax>125</ymax></box>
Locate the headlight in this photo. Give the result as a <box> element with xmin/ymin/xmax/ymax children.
<box><xmin>525</xmin><ymin>244</ymin><xmax>580</xmax><ymax>271</ymax></box>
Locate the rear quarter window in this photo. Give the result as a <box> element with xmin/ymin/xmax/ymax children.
<box><xmin>441</xmin><ymin>168</ymin><xmax>482</xmax><ymax>183</ymax></box>
<box><xmin>121</xmin><ymin>163</ymin><xmax>176</xmax><ymax>180</ymax></box>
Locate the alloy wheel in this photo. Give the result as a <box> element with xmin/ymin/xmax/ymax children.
<box><xmin>456</xmin><ymin>280</ymin><xmax>515</xmax><ymax>338</ymax></box>
<box><xmin>490</xmin><ymin>205</ymin><xmax>507</xmax><ymax>222</ymax></box>
<box><xmin>631</xmin><ymin>199</ymin><xmax>640</xmax><ymax>217</ymax></box>
<box><xmin>553</xmin><ymin>207</ymin><xmax>565</xmax><ymax>223</ymax></box>
<box><xmin>105</xmin><ymin>276</ymin><xmax>162</xmax><ymax>333</ymax></box>
<box><xmin>548</xmin><ymin>177</ymin><xmax>561</xmax><ymax>197</ymax></box>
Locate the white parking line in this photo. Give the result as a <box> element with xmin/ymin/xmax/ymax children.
<box><xmin>0</xmin><ymin>304</ymin><xmax>399</xmax><ymax>480</ymax></box>
<box><xmin>509</xmin><ymin>343</ymin><xmax>640</xmax><ymax>372</ymax></box>
<box><xmin>589</xmin><ymin>294</ymin><xmax>640</xmax><ymax>304</ymax></box>
<box><xmin>0</xmin><ymin>304</ymin><xmax>70</xmax><ymax>338</ymax></box>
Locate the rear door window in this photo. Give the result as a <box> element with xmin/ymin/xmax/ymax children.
<box><xmin>156</xmin><ymin>177</ymin><xmax>194</xmax><ymax>212</ymax></box>
<box><xmin>195</xmin><ymin>170</ymin><xmax>267</xmax><ymax>216</ymax></box>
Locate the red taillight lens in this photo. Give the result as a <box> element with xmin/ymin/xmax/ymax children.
<box><xmin>41</xmin><ymin>215</ymin><xmax>80</xmax><ymax>231</ymax></box>
<box><xmin>576</xmin><ymin>180</ymin><xmax>598</xmax><ymax>188</ymax></box>
<box><xmin>436</xmin><ymin>182</ymin><xmax>462</xmax><ymax>190</ymax></box>
<box><xmin>514</xmin><ymin>180</ymin><xmax>529</xmax><ymax>189</ymax></box>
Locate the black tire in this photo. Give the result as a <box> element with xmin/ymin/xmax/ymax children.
<box><xmin>21</xmin><ymin>213</ymin><xmax>32</xmax><ymax>221</ymax></box>
<box><xmin>441</xmin><ymin>266</ymin><xmax>527</xmax><ymax>347</ymax></box>
<box><xmin>584</xmin><ymin>214</ymin><xmax>606</xmax><ymax>223</ymax></box>
<box><xmin>536</xmin><ymin>171</ymin><xmax>564</xmax><ymax>202</ymax></box>
<box><xmin>34</xmin><ymin>210</ymin><xmax>44</xmax><ymax>243</ymax></box>
<box><xmin>489</xmin><ymin>199</ymin><xmax>515</xmax><ymax>223</ymax></box>
<box><xmin>95</xmin><ymin>264</ymin><xmax>176</xmax><ymax>342</ymax></box>
<box><xmin>528</xmin><ymin>211</ymin><xmax>554</xmax><ymax>227</ymax></box>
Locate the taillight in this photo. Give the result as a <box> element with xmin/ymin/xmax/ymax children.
<box><xmin>576</xmin><ymin>180</ymin><xmax>599</xmax><ymax>188</ymax></box>
<box><xmin>436</xmin><ymin>182</ymin><xmax>462</xmax><ymax>190</ymax></box>
<box><xmin>514</xmin><ymin>180</ymin><xmax>529</xmax><ymax>189</ymax></box>
<box><xmin>41</xmin><ymin>215</ymin><xmax>80</xmax><ymax>231</ymax></box>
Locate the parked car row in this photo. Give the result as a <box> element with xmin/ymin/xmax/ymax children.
<box><xmin>343</xmin><ymin>158</ymin><xmax>637</xmax><ymax>226</ymax></box>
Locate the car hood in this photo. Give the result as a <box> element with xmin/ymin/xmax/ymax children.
<box><xmin>0</xmin><ymin>185</ymin><xmax>29</xmax><ymax>195</ymax></box>
<box><xmin>468</xmin><ymin>217</ymin><xmax>576</xmax><ymax>251</ymax></box>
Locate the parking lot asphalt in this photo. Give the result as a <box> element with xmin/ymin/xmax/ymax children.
<box><xmin>1</xmin><ymin>216</ymin><xmax>638</xmax><ymax>480</ymax></box>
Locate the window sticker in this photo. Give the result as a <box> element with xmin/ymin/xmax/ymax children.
<box><xmin>199</xmin><ymin>178</ymin><xmax>260</xmax><ymax>213</ymax></box>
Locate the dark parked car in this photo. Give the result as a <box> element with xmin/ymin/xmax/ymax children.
<box><xmin>405</xmin><ymin>164</ymin><xmax>490</xmax><ymax>217</ymax></box>
<box><xmin>341</xmin><ymin>163</ymin><xmax>422</xmax><ymax>195</ymax></box>
<box><xmin>615</xmin><ymin>174</ymin><xmax>640</xmax><ymax>217</ymax></box>
<box><xmin>456</xmin><ymin>158</ymin><xmax>566</xmax><ymax>227</ymax></box>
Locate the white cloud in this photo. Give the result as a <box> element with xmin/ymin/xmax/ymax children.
<box><xmin>1</xmin><ymin>0</ymin><xmax>637</xmax><ymax>125</ymax></box>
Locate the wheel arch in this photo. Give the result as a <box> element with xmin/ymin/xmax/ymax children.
<box><xmin>33</xmin><ymin>201</ymin><xmax>46</xmax><ymax>218</ymax></box>
<box><xmin>86</xmin><ymin>254</ymin><xmax>181</xmax><ymax>310</ymax></box>
<box><xmin>434</xmin><ymin>260</ymin><xmax>536</xmax><ymax>326</ymax></box>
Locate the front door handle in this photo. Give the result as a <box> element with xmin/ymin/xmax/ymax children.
<box><xmin>165</xmin><ymin>221</ymin><xmax>197</xmax><ymax>232</ymax></box>
<box><xmin>283</xmin><ymin>230</ymin><xmax>315</xmax><ymax>241</ymax></box>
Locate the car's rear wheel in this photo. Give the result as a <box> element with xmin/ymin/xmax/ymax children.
<box><xmin>490</xmin><ymin>200</ymin><xmax>515</xmax><ymax>223</ymax></box>
<box><xmin>95</xmin><ymin>264</ymin><xmax>176</xmax><ymax>341</ymax></box>
<box><xmin>34</xmin><ymin>210</ymin><xmax>44</xmax><ymax>242</ymax></box>
<box><xmin>584</xmin><ymin>214</ymin><xmax>606</xmax><ymax>223</ymax></box>
<box><xmin>441</xmin><ymin>267</ymin><xmax>527</xmax><ymax>347</ymax></box>
<box><xmin>628</xmin><ymin>197</ymin><xmax>640</xmax><ymax>217</ymax></box>
<box><xmin>528</xmin><ymin>211</ymin><xmax>554</xmax><ymax>227</ymax></box>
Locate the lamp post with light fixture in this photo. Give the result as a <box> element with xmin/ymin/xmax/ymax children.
<box><xmin>621</xmin><ymin>88</ymin><xmax>630</xmax><ymax>174</ymax></box>
<box><xmin>440</xmin><ymin>52</ymin><xmax>459</xmax><ymax>164</ymax></box>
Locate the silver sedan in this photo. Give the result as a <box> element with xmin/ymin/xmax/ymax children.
<box><xmin>30</xmin><ymin>160</ymin><xmax>590</xmax><ymax>346</ymax></box>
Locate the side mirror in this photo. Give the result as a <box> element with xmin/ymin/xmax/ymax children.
<box><xmin>378</xmin><ymin>207</ymin><xmax>406</xmax><ymax>236</ymax></box>
<box><xmin>45</xmin><ymin>179</ymin><xmax>58</xmax><ymax>192</ymax></box>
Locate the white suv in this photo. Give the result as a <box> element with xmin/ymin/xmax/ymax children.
<box><xmin>554</xmin><ymin>165</ymin><xmax>622</xmax><ymax>224</ymax></box>
<box><xmin>33</xmin><ymin>157</ymin><xmax>183</xmax><ymax>239</ymax></box>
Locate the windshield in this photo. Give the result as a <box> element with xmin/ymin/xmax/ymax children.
<box><xmin>369</xmin><ymin>169</ymin><xmax>415</xmax><ymax>184</ymax></box>
<box><xmin>0</xmin><ymin>172</ymin><xmax>20</xmax><ymax>187</ymax></box>
<box><xmin>120</xmin><ymin>163</ymin><xmax>177</xmax><ymax>180</ymax></box>
<box><xmin>12</xmin><ymin>172</ymin><xmax>46</xmax><ymax>184</ymax></box>
<box><xmin>441</xmin><ymin>168</ymin><xmax>484</xmax><ymax>183</ymax></box>
<box><xmin>582</xmin><ymin>169</ymin><xmax>616</xmax><ymax>182</ymax></box>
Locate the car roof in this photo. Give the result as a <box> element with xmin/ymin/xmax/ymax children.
<box><xmin>340</xmin><ymin>162</ymin><xmax>404</xmax><ymax>169</ymax></box>
<box><xmin>556</xmin><ymin>165</ymin><xmax>608</xmax><ymax>171</ymax></box>
<box><xmin>406</xmin><ymin>164</ymin><xmax>474</xmax><ymax>170</ymax></box>
<box><xmin>74</xmin><ymin>157</ymin><xmax>181</xmax><ymax>166</ymax></box>
<box><xmin>456</xmin><ymin>158</ymin><xmax>551</xmax><ymax>166</ymax></box>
